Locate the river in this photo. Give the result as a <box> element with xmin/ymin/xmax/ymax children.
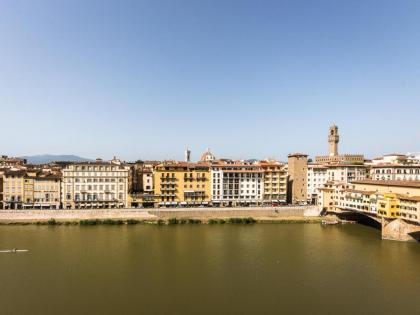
<box><xmin>0</xmin><ymin>224</ymin><xmax>419</xmax><ymax>315</ymax></box>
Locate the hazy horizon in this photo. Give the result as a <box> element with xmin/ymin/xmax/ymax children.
<box><xmin>1</xmin><ymin>0</ymin><xmax>419</xmax><ymax>161</ymax></box>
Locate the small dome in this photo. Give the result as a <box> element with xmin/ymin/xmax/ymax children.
<box><xmin>200</xmin><ymin>148</ymin><xmax>216</xmax><ymax>162</ymax></box>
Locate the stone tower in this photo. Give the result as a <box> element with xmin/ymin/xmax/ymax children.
<box><xmin>287</xmin><ymin>153</ymin><xmax>308</xmax><ymax>204</ymax></box>
<box><xmin>328</xmin><ymin>125</ymin><xmax>339</xmax><ymax>156</ymax></box>
<box><xmin>185</xmin><ymin>148</ymin><xmax>191</xmax><ymax>162</ymax></box>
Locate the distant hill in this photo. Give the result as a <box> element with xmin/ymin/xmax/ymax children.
<box><xmin>21</xmin><ymin>154</ymin><xmax>92</xmax><ymax>164</ymax></box>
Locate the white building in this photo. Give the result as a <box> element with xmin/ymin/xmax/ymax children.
<box><xmin>407</xmin><ymin>153</ymin><xmax>420</xmax><ymax>164</ymax></box>
<box><xmin>210</xmin><ymin>160</ymin><xmax>263</xmax><ymax>206</ymax></box>
<box><xmin>370</xmin><ymin>165</ymin><xmax>420</xmax><ymax>181</ymax></box>
<box><xmin>370</xmin><ymin>153</ymin><xmax>408</xmax><ymax>165</ymax></box>
<box><xmin>306</xmin><ymin>163</ymin><xmax>368</xmax><ymax>204</ymax></box>
<box><xmin>61</xmin><ymin>160</ymin><xmax>130</xmax><ymax>209</ymax></box>
<box><xmin>307</xmin><ymin>164</ymin><xmax>328</xmax><ymax>202</ymax></box>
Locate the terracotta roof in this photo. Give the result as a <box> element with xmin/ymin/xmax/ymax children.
<box><xmin>397</xmin><ymin>195</ymin><xmax>420</xmax><ymax>202</ymax></box>
<box><xmin>210</xmin><ymin>161</ymin><xmax>256</xmax><ymax>167</ymax></box>
<box><xmin>4</xmin><ymin>170</ymin><xmax>26</xmax><ymax>177</ymax></box>
<box><xmin>256</xmin><ymin>160</ymin><xmax>285</xmax><ymax>167</ymax></box>
<box><xmin>307</xmin><ymin>164</ymin><xmax>328</xmax><ymax>169</ymax></box>
<box><xmin>371</xmin><ymin>164</ymin><xmax>420</xmax><ymax>168</ymax></box>
<box><xmin>346</xmin><ymin>189</ymin><xmax>376</xmax><ymax>195</ymax></box>
<box><xmin>326</xmin><ymin>163</ymin><xmax>367</xmax><ymax>168</ymax></box>
<box><xmin>63</xmin><ymin>161</ymin><xmax>128</xmax><ymax>168</ymax></box>
<box><xmin>352</xmin><ymin>180</ymin><xmax>420</xmax><ymax>188</ymax></box>
<box><xmin>224</xmin><ymin>169</ymin><xmax>263</xmax><ymax>173</ymax></box>
<box><xmin>29</xmin><ymin>174</ymin><xmax>61</xmax><ymax>180</ymax></box>
<box><xmin>200</xmin><ymin>149</ymin><xmax>215</xmax><ymax>162</ymax></box>
<box><xmin>156</xmin><ymin>161</ymin><xmax>210</xmax><ymax>170</ymax></box>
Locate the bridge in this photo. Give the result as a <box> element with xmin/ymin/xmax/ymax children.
<box><xmin>330</xmin><ymin>207</ymin><xmax>420</xmax><ymax>242</ymax></box>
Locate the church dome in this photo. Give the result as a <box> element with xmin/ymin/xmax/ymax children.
<box><xmin>200</xmin><ymin>148</ymin><xmax>216</xmax><ymax>162</ymax></box>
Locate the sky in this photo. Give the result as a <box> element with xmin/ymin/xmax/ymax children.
<box><xmin>0</xmin><ymin>0</ymin><xmax>419</xmax><ymax>162</ymax></box>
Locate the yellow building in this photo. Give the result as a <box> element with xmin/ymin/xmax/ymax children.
<box><xmin>2</xmin><ymin>170</ymin><xmax>61</xmax><ymax>209</ymax></box>
<box><xmin>154</xmin><ymin>162</ymin><xmax>211</xmax><ymax>206</ymax></box>
<box><xmin>377</xmin><ymin>194</ymin><xmax>400</xmax><ymax>219</ymax></box>
<box><xmin>2</xmin><ymin>170</ymin><xmax>26</xmax><ymax>209</ymax></box>
<box><xmin>256</xmin><ymin>160</ymin><xmax>288</xmax><ymax>204</ymax></box>
<box><xmin>23</xmin><ymin>176</ymin><xmax>34</xmax><ymax>206</ymax></box>
<box><xmin>31</xmin><ymin>174</ymin><xmax>61</xmax><ymax>209</ymax></box>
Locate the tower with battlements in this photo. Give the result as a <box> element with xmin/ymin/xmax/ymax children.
<box><xmin>328</xmin><ymin>125</ymin><xmax>339</xmax><ymax>156</ymax></box>
<box><xmin>315</xmin><ymin>124</ymin><xmax>364</xmax><ymax>165</ymax></box>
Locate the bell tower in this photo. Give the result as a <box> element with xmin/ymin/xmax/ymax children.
<box><xmin>185</xmin><ymin>148</ymin><xmax>191</xmax><ymax>162</ymax></box>
<box><xmin>328</xmin><ymin>125</ymin><xmax>339</xmax><ymax>156</ymax></box>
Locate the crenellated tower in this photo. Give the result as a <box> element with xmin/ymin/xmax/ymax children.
<box><xmin>328</xmin><ymin>125</ymin><xmax>339</xmax><ymax>156</ymax></box>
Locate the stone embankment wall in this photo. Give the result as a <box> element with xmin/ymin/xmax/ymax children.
<box><xmin>0</xmin><ymin>209</ymin><xmax>155</xmax><ymax>223</ymax></box>
<box><xmin>0</xmin><ymin>206</ymin><xmax>319</xmax><ymax>223</ymax></box>
<box><xmin>149</xmin><ymin>206</ymin><xmax>319</xmax><ymax>219</ymax></box>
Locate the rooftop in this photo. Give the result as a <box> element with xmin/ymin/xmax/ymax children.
<box><xmin>397</xmin><ymin>194</ymin><xmax>420</xmax><ymax>202</ymax></box>
<box><xmin>352</xmin><ymin>180</ymin><xmax>420</xmax><ymax>189</ymax></box>
<box><xmin>288</xmin><ymin>153</ymin><xmax>308</xmax><ymax>158</ymax></box>
<box><xmin>371</xmin><ymin>164</ymin><xmax>420</xmax><ymax>168</ymax></box>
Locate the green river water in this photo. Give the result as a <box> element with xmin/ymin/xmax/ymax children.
<box><xmin>0</xmin><ymin>224</ymin><xmax>419</xmax><ymax>315</ymax></box>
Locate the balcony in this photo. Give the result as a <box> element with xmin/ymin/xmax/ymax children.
<box><xmin>161</xmin><ymin>178</ymin><xmax>177</xmax><ymax>183</ymax></box>
<box><xmin>184</xmin><ymin>190</ymin><xmax>205</xmax><ymax>197</ymax></box>
<box><xmin>161</xmin><ymin>187</ymin><xmax>177</xmax><ymax>191</ymax></box>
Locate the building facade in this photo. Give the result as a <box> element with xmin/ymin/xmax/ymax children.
<box><xmin>2</xmin><ymin>170</ymin><xmax>26</xmax><ymax>209</ymax></box>
<box><xmin>31</xmin><ymin>174</ymin><xmax>61</xmax><ymax>209</ymax></box>
<box><xmin>307</xmin><ymin>164</ymin><xmax>328</xmax><ymax>203</ymax></box>
<box><xmin>128</xmin><ymin>161</ymin><xmax>158</xmax><ymax>208</ymax></box>
<box><xmin>257</xmin><ymin>160</ymin><xmax>288</xmax><ymax>204</ymax></box>
<box><xmin>210</xmin><ymin>160</ymin><xmax>264</xmax><ymax>207</ymax></box>
<box><xmin>370</xmin><ymin>165</ymin><xmax>420</xmax><ymax>181</ymax></box>
<box><xmin>326</xmin><ymin>164</ymin><xmax>368</xmax><ymax>183</ymax></box>
<box><xmin>61</xmin><ymin>160</ymin><xmax>129</xmax><ymax>209</ymax></box>
<box><xmin>154</xmin><ymin>162</ymin><xmax>211</xmax><ymax>206</ymax></box>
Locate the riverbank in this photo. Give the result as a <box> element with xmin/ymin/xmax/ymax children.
<box><xmin>0</xmin><ymin>206</ymin><xmax>322</xmax><ymax>225</ymax></box>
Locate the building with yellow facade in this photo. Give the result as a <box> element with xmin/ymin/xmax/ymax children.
<box><xmin>31</xmin><ymin>173</ymin><xmax>61</xmax><ymax>209</ymax></box>
<box><xmin>154</xmin><ymin>162</ymin><xmax>211</xmax><ymax>206</ymax></box>
<box><xmin>256</xmin><ymin>160</ymin><xmax>288</xmax><ymax>204</ymax></box>
<box><xmin>2</xmin><ymin>170</ymin><xmax>26</xmax><ymax>209</ymax></box>
<box><xmin>377</xmin><ymin>194</ymin><xmax>400</xmax><ymax>219</ymax></box>
<box><xmin>1</xmin><ymin>170</ymin><xmax>61</xmax><ymax>209</ymax></box>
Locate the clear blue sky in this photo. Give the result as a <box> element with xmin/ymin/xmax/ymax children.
<box><xmin>0</xmin><ymin>0</ymin><xmax>419</xmax><ymax>161</ymax></box>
